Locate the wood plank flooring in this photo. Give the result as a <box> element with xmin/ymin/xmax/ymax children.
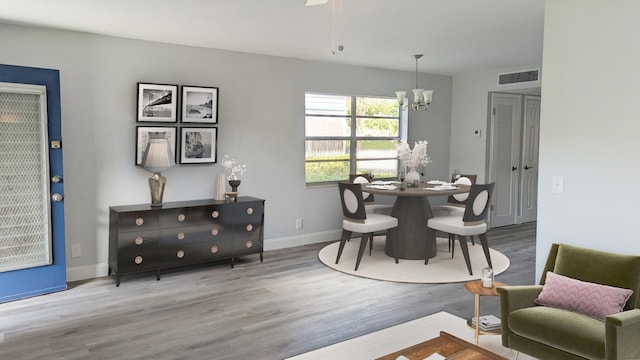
<box><xmin>0</xmin><ymin>222</ymin><xmax>535</xmax><ymax>360</ymax></box>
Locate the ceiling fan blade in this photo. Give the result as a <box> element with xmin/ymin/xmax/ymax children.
<box><xmin>305</xmin><ymin>0</ymin><xmax>329</xmax><ymax>6</ymax></box>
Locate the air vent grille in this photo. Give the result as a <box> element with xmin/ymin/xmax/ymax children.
<box><xmin>498</xmin><ymin>69</ymin><xmax>539</xmax><ymax>85</ymax></box>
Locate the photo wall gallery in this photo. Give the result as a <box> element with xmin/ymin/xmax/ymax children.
<box><xmin>135</xmin><ymin>82</ymin><xmax>219</xmax><ymax>165</ymax></box>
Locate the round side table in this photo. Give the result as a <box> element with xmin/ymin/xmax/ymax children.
<box><xmin>464</xmin><ymin>279</ymin><xmax>506</xmax><ymax>344</ymax></box>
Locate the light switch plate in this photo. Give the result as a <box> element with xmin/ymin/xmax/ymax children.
<box><xmin>552</xmin><ymin>176</ymin><xmax>564</xmax><ymax>193</ymax></box>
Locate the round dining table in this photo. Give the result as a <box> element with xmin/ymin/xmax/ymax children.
<box><xmin>363</xmin><ymin>182</ymin><xmax>471</xmax><ymax>260</ymax></box>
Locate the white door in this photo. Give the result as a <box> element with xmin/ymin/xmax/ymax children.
<box><xmin>488</xmin><ymin>93</ymin><xmax>522</xmax><ymax>227</ymax></box>
<box><xmin>521</xmin><ymin>96</ymin><xmax>540</xmax><ymax>223</ymax></box>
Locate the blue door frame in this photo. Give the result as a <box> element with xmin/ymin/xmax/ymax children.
<box><xmin>0</xmin><ymin>64</ymin><xmax>66</xmax><ymax>302</ymax></box>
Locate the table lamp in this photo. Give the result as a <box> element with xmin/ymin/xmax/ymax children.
<box><xmin>141</xmin><ymin>132</ymin><xmax>175</xmax><ymax>207</ymax></box>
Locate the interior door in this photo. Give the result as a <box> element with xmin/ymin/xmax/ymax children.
<box><xmin>521</xmin><ymin>96</ymin><xmax>540</xmax><ymax>223</ymax></box>
<box><xmin>488</xmin><ymin>93</ymin><xmax>521</xmax><ymax>227</ymax></box>
<box><xmin>0</xmin><ymin>64</ymin><xmax>66</xmax><ymax>303</ymax></box>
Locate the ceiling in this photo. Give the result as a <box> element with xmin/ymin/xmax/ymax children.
<box><xmin>0</xmin><ymin>0</ymin><xmax>545</xmax><ymax>75</ymax></box>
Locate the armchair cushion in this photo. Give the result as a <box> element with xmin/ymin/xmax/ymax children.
<box><xmin>535</xmin><ymin>271</ymin><xmax>633</xmax><ymax>321</ymax></box>
<box><xmin>509</xmin><ymin>306</ymin><xmax>605</xmax><ymax>359</ymax></box>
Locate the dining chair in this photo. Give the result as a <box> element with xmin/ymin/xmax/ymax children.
<box><xmin>349</xmin><ymin>173</ymin><xmax>393</xmax><ymax>215</ymax></box>
<box><xmin>336</xmin><ymin>182</ymin><xmax>399</xmax><ymax>271</ymax></box>
<box><xmin>426</xmin><ymin>183</ymin><xmax>495</xmax><ymax>275</ymax></box>
<box><xmin>431</xmin><ymin>174</ymin><xmax>477</xmax><ymax>217</ymax></box>
<box><xmin>430</xmin><ymin>175</ymin><xmax>477</xmax><ymax>251</ymax></box>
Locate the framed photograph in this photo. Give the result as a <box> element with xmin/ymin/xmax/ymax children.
<box><xmin>181</xmin><ymin>85</ymin><xmax>218</xmax><ymax>123</ymax></box>
<box><xmin>135</xmin><ymin>126</ymin><xmax>177</xmax><ymax>166</ymax></box>
<box><xmin>180</xmin><ymin>127</ymin><xmax>218</xmax><ymax>164</ymax></box>
<box><xmin>137</xmin><ymin>82</ymin><xmax>179</xmax><ymax>122</ymax></box>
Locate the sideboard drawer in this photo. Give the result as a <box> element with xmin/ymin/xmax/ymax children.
<box><xmin>233</xmin><ymin>201</ymin><xmax>264</xmax><ymax>220</ymax></box>
<box><xmin>159</xmin><ymin>240</ymin><xmax>233</xmax><ymax>266</ymax></box>
<box><xmin>117</xmin><ymin>211</ymin><xmax>160</xmax><ymax>232</ymax></box>
<box><xmin>159</xmin><ymin>223</ymin><xmax>231</xmax><ymax>245</ymax></box>
<box><xmin>118</xmin><ymin>245</ymin><xmax>158</xmax><ymax>272</ymax></box>
<box><xmin>161</xmin><ymin>205</ymin><xmax>227</xmax><ymax>228</ymax></box>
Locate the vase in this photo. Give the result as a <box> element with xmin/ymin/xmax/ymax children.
<box><xmin>214</xmin><ymin>173</ymin><xmax>226</xmax><ymax>201</ymax></box>
<box><xmin>228</xmin><ymin>179</ymin><xmax>241</xmax><ymax>192</ymax></box>
<box><xmin>406</xmin><ymin>168</ymin><xmax>421</xmax><ymax>184</ymax></box>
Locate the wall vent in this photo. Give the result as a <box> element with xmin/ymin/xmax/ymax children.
<box><xmin>498</xmin><ymin>69</ymin><xmax>539</xmax><ymax>86</ymax></box>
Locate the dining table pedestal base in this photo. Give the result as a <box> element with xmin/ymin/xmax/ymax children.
<box><xmin>384</xmin><ymin>196</ymin><xmax>437</xmax><ymax>260</ymax></box>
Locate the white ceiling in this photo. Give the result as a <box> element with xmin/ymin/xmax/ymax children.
<box><xmin>0</xmin><ymin>0</ymin><xmax>545</xmax><ymax>75</ymax></box>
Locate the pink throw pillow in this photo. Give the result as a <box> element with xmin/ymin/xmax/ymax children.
<box><xmin>535</xmin><ymin>271</ymin><xmax>633</xmax><ymax>321</ymax></box>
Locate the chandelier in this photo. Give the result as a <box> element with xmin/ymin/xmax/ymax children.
<box><xmin>396</xmin><ymin>54</ymin><xmax>434</xmax><ymax>111</ymax></box>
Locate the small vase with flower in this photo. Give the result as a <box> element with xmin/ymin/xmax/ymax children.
<box><xmin>221</xmin><ymin>155</ymin><xmax>247</xmax><ymax>193</ymax></box>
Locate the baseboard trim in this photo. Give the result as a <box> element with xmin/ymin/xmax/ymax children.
<box><xmin>67</xmin><ymin>263</ymin><xmax>109</xmax><ymax>283</ymax></box>
<box><xmin>68</xmin><ymin>229</ymin><xmax>342</xmax><ymax>282</ymax></box>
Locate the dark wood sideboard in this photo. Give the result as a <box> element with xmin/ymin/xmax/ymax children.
<box><xmin>108</xmin><ymin>197</ymin><xmax>265</xmax><ymax>286</ymax></box>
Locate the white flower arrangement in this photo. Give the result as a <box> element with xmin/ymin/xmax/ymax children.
<box><xmin>221</xmin><ymin>155</ymin><xmax>247</xmax><ymax>180</ymax></box>
<box><xmin>396</xmin><ymin>140</ymin><xmax>431</xmax><ymax>170</ymax></box>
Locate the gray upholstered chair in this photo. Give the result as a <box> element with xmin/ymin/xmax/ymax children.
<box><xmin>349</xmin><ymin>173</ymin><xmax>393</xmax><ymax>215</ymax></box>
<box><xmin>336</xmin><ymin>182</ymin><xmax>398</xmax><ymax>271</ymax></box>
<box><xmin>497</xmin><ymin>243</ymin><xmax>640</xmax><ymax>360</ymax></box>
<box><xmin>426</xmin><ymin>183</ymin><xmax>494</xmax><ymax>275</ymax></box>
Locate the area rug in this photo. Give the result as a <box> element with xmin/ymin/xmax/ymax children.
<box><xmin>318</xmin><ymin>236</ymin><xmax>509</xmax><ymax>283</ymax></box>
<box><xmin>285</xmin><ymin>311</ymin><xmax>536</xmax><ymax>360</ymax></box>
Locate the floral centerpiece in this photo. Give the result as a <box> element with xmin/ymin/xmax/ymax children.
<box><xmin>396</xmin><ymin>140</ymin><xmax>431</xmax><ymax>182</ymax></box>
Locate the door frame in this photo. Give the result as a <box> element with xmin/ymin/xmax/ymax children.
<box><xmin>0</xmin><ymin>64</ymin><xmax>66</xmax><ymax>303</ymax></box>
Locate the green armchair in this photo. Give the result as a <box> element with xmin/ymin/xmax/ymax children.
<box><xmin>497</xmin><ymin>243</ymin><xmax>640</xmax><ymax>360</ymax></box>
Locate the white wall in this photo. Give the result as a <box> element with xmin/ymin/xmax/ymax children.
<box><xmin>536</xmin><ymin>0</ymin><xmax>640</xmax><ymax>280</ymax></box>
<box><xmin>0</xmin><ymin>23</ymin><xmax>452</xmax><ymax>281</ymax></box>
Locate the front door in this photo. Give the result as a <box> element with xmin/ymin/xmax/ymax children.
<box><xmin>0</xmin><ymin>64</ymin><xmax>66</xmax><ymax>302</ymax></box>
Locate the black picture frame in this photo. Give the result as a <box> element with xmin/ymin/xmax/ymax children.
<box><xmin>135</xmin><ymin>126</ymin><xmax>177</xmax><ymax>166</ymax></box>
<box><xmin>137</xmin><ymin>82</ymin><xmax>179</xmax><ymax>122</ymax></box>
<box><xmin>179</xmin><ymin>127</ymin><xmax>218</xmax><ymax>164</ymax></box>
<box><xmin>181</xmin><ymin>85</ymin><xmax>218</xmax><ymax>123</ymax></box>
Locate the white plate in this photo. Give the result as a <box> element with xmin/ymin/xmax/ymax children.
<box><xmin>366</xmin><ymin>185</ymin><xmax>397</xmax><ymax>190</ymax></box>
<box><xmin>425</xmin><ymin>185</ymin><xmax>457</xmax><ymax>191</ymax></box>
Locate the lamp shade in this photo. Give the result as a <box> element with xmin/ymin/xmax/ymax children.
<box><xmin>141</xmin><ymin>132</ymin><xmax>175</xmax><ymax>172</ymax></box>
<box><xmin>423</xmin><ymin>90</ymin><xmax>434</xmax><ymax>104</ymax></box>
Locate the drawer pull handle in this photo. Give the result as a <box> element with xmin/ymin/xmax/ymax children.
<box><xmin>177</xmin><ymin>232</ymin><xmax>185</xmax><ymax>240</ymax></box>
<box><xmin>246</xmin><ymin>224</ymin><xmax>253</xmax><ymax>232</ymax></box>
<box><xmin>135</xmin><ymin>217</ymin><xmax>144</xmax><ymax>226</ymax></box>
<box><xmin>247</xmin><ymin>207</ymin><xmax>253</xmax><ymax>215</ymax></box>
<box><xmin>135</xmin><ymin>237</ymin><xmax>144</xmax><ymax>245</ymax></box>
<box><xmin>211</xmin><ymin>245</ymin><xmax>218</xmax><ymax>254</ymax></box>
<box><xmin>211</xmin><ymin>210</ymin><xmax>219</xmax><ymax>219</ymax></box>
<box><xmin>135</xmin><ymin>256</ymin><xmax>143</xmax><ymax>264</ymax></box>
<box><xmin>211</xmin><ymin>228</ymin><xmax>219</xmax><ymax>236</ymax></box>
<box><xmin>177</xmin><ymin>250</ymin><xmax>185</xmax><ymax>259</ymax></box>
<box><xmin>245</xmin><ymin>240</ymin><xmax>253</xmax><ymax>248</ymax></box>
<box><xmin>177</xmin><ymin>214</ymin><xmax>186</xmax><ymax>222</ymax></box>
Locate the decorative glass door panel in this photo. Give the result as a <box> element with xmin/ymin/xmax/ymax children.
<box><xmin>0</xmin><ymin>83</ymin><xmax>52</xmax><ymax>273</ymax></box>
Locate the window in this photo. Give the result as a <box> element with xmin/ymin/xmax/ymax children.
<box><xmin>305</xmin><ymin>93</ymin><xmax>404</xmax><ymax>184</ymax></box>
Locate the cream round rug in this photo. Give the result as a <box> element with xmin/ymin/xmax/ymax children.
<box><xmin>318</xmin><ymin>236</ymin><xmax>510</xmax><ymax>283</ymax></box>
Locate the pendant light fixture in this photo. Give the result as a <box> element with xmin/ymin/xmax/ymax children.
<box><xmin>396</xmin><ymin>54</ymin><xmax>434</xmax><ymax>111</ymax></box>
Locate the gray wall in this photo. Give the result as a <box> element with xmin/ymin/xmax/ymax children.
<box><xmin>535</xmin><ymin>0</ymin><xmax>640</xmax><ymax>281</ymax></box>
<box><xmin>450</xmin><ymin>67</ymin><xmax>541</xmax><ymax>183</ymax></box>
<box><xmin>0</xmin><ymin>23</ymin><xmax>452</xmax><ymax>281</ymax></box>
